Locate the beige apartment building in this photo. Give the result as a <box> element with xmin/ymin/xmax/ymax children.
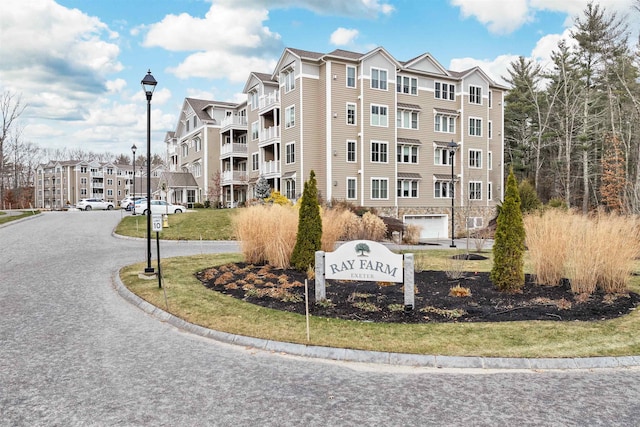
<box><xmin>167</xmin><ymin>46</ymin><xmax>506</xmax><ymax>239</ymax></box>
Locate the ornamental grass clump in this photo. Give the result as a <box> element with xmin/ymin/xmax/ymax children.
<box><xmin>321</xmin><ymin>207</ymin><xmax>354</xmax><ymax>251</ymax></box>
<box><xmin>524</xmin><ymin>209</ymin><xmax>571</xmax><ymax>286</ymax></box>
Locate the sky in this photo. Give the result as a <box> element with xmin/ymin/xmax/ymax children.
<box><xmin>1</xmin><ymin>0</ymin><xmax>639</xmax><ymax>158</ymax></box>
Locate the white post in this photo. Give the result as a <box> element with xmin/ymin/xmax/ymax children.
<box><xmin>314</xmin><ymin>251</ymin><xmax>326</xmax><ymax>301</ymax></box>
<box><xmin>403</xmin><ymin>253</ymin><xmax>415</xmax><ymax>310</ymax></box>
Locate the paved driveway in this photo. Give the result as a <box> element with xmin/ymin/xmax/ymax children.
<box><xmin>1</xmin><ymin>211</ymin><xmax>640</xmax><ymax>426</ymax></box>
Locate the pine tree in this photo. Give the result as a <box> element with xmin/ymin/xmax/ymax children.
<box><xmin>491</xmin><ymin>168</ymin><xmax>525</xmax><ymax>292</ymax></box>
<box><xmin>291</xmin><ymin>170</ymin><xmax>322</xmax><ymax>271</ymax></box>
<box><xmin>255</xmin><ymin>175</ymin><xmax>271</xmax><ymax>200</ymax></box>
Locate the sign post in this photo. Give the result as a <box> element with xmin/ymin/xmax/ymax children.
<box><xmin>152</xmin><ymin>214</ymin><xmax>163</xmax><ymax>289</ymax></box>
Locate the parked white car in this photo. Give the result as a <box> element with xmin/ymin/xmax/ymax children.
<box><xmin>120</xmin><ymin>196</ymin><xmax>146</xmax><ymax>210</ymax></box>
<box><xmin>77</xmin><ymin>198</ymin><xmax>115</xmax><ymax>211</ymax></box>
<box><xmin>134</xmin><ymin>200</ymin><xmax>185</xmax><ymax>215</ymax></box>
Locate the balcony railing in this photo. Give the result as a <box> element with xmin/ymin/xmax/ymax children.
<box><xmin>221</xmin><ymin>115</ymin><xmax>248</xmax><ymax>129</ymax></box>
<box><xmin>259</xmin><ymin>126</ymin><xmax>280</xmax><ymax>144</ymax></box>
<box><xmin>221</xmin><ymin>143</ymin><xmax>248</xmax><ymax>156</ymax></box>
<box><xmin>261</xmin><ymin>160</ymin><xmax>280</xmax><ymax>176</ymax></box>
<box><xmin>221</xmin><ymin>171</ymin><xmax>248</xmax><ymax>184</ymax></box>
<box><xmin>92</xmin><ymin>183</ymin><xmax>104</xmax><ymax>189</ymax></box>
<box><xmin>259</xmin><ymin>91</ymin><xmax>280</xmax><ymax>110</ymax></box>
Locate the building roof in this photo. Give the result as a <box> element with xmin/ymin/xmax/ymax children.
<box><xmin>287</xmin><ymin>47</ymin><xmax>324</xmax><ymax>60</ymax></box>
<box><xmin>397</xmin><ymin>137</ymin><xmax>422</xmax><ymax>145</ymax></box>
<box><xmin>398</xmin><ymin>172</ymin><xmax>422</xmax><ymax>179</ymax></box>
<box><xmin>398</xmin><ymin>102</ymin><xmax>421</xmax><ymax>110</ymax></box>
<box><xmin>325</xmin><ymin>49</ymin><xmax>364</xmax><ymax>60</ymax></box>
<box><xmin>159</xmin><ymin>171</ymin><xmax>198</xmax><ymax>188</ymax></box>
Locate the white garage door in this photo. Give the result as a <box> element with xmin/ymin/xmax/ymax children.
<box><xmin>404</xmin><ymin>215</ymin><xmax>448</xmax><ymax>240</ymax></box>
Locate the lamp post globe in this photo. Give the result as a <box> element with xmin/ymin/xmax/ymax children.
<box><xmin>447</xmin><ymin>139</ymin><xmax>459</xmax><ymax>248</ymax></box>
<box><xmin>141</xmin><ymin>70</ymin><xmax>157</xmax><ymax>274</ymax></box>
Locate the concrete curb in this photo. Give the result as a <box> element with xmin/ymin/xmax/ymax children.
<box><xmin>112</xmin><ymin>269</ymin><xmax>639</xmax><ymax>371</ymax></box>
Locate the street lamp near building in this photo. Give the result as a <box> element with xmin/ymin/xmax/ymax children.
<box><xmin>141</xmin><ymin>70</ymin><xmax>157</xmax><ymax>274</ymax></box>
<box><xmin>131</xmin><ymin>143</ymin><xmax>137</xmax><ymax>215</ymax></box>
<box><xmin>448</xmin><ymin>139</ymin><xmax>459</xmax><ymax>248</ymax></box>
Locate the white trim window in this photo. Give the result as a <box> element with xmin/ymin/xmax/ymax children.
<box><xmin>251</xmin><ymin>121</ymin><xmax>259</xmax><ymax>140</ymax></box>
<box><xmin>469</xmin><ymin>85</ymin><xmax>482</xmax><ymax>105</ymax></box>
<box><xmin>469</xmin><ymin>117</ymin><xmax>482</xmax><ymax>137</ymax></box>
<box><xmin>469</xmin><ymin>149</ymin><xmax>482</xmax><ymax>168</ymax></box>
<box><xmin>371</xmin><ymin>178</ymin><xmax>388</xmax><ymax>199</ymax></box>
<box><xmin>435</xmin><ymin>114</ymin><xmax>455</xmax><ymax>133</ymax></box>
<box><xmin>488</xmin><ymin>120</ymin><xmax>493</xmax><ymax>139</ymax></box>
<box><xmin>346</xmin><ymin>103</ymin><xmax>357</xmax><ymax>125</ymax></box>
<box><xmin>194</xmin><ymin>137</ymin><xmax>202</xmax><ymax>152</ymax></box>
<box><xmin>283</xmin><ymin>69</ymin><xmax>295</xmax><ymax>93</ymax></box>
<box><xmin>347</xmin><ymin>140</ymin><xmax>357</xmax><ymax>162</ymax></box>
<box><xmin>434</xmin><ymin>180</ymin><xmax>453</xmax><ymax>198</ymax></box>
<box><xmin>285</xmin><ymin>105</ymin><xmax>295</xmax><ymax>129</ymax></box>
<box><xmin>397</xmin><ymin>110</ymin><xmax>418</xmax><ymax>129</ymax></box>
<box><xmin>469</xmin><ymin>181</ymin><xmax>482</xmax><ymax>200</ymax></box>
<box><xmin>370</xmin><ymin>104</ymin><xmax>388</xmax><ymax>127</ymax></box>
<box><xmin>285</xmin><ymin>142</ymin><xmax>295</xmax><ymax>164</ymax></box>
<box><xmin>347</xmin><ymin>177</ymin><xmax>357</xmax><ymax>199</ymax></box>
<box><xmin>250</xmin><ymin>90</ymin><xmax>259</xmax><ymax>110</ymax></box>
<box><xmin>434</xmin><ymin>147</ymin><xmax>455</xmax><ymax>166</ymax></box>
<box><xmin>371</xmin><ymin>68</ymin><xmax>387</xmax><ymax>90</ymax></box>
<box><xmin>488</xmin><ymin>181</ymin><xmax>493</xmax><ymax>200</ymax></box>
<box><xmin>489</xmin><ymin>90</ymin><xmax>493</xmax><ymax>108</ymax></box>
<box><xmin>285</xmin><ymin>179</ymin><xmax>296</xmax><ymax>200</ymax></box>
<box><xmin>488</xmin><ymin>151</ymin><xmax>493</xmax><ymax>170</ymax></box>
<box><xmin>346</xmin><ymin>66</ymin><xmax>356</xmax><ymax>88</ymax></box>
<box><xmin>181</xmin><ymin>143</ymin><xmax>188</xmax><ymax>157</ymax></box>
<box><xmin>396</xmin><ymin>75</ymin><xmax>417</xmax><ymax>95</ymax></box>
<box><xmin>397</xmin><ymin>144</ymin><xmax>418</xmax><ymax>164</ymax></box>
<box><xmin>193</xmin><ymin>162</ymin><xmax>202</xmax><ymax>177</ymax></box>
<box><xmin>397</xmin><ymin>180</ymin><xmax>418</xmax><ymax>198</ymax></box>
<box><xmin>252</xmin><ymin>153</ymin><xmax>259</xmax><ymax>171</ymax></box>
<box><xmin>435</xmin><ymin>82</ymin><xmax>455</xmax><ymax>101</ymax></box>
<box><xmin>466</xmin><ymin>217</ymin><xmax>484</xmax><ymax>229</ymax></box>
<box><xmin>370</xmin><ymin>141</ymin><xmax>388</xmax><ymax>163</ymax></box>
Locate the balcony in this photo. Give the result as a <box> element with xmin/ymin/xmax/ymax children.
<box><xmin>91</xmin><ymin>172</ymin><xmax>102</xmax><ymax>178</ymax></box>
<box><xmin>261</xmin><ymin>160</ymin><xmax>280</xmax><ymax>178</ymax></box>
<box><xmin>259</xmin><ymin>91</ymin><xmax>280</xmax><ymax>113</ymax></box>
<box><xmin>259</xmin><ymin>126</ymin><xmax>280</xmax><ymax>146</ymax></box>
<box><xmin>221</xmin><ymin>143</ymin><xmax>248</xmax><ymax>157</ymax></box>
<box><xmin>221</xmin><ymin>115</ymin><xmax>248</xmax><ymax>132</ymax></box>
<box><xmin>92</xmin><ymin>182</ymin><xmax>104</xmax><ymax>189</ymax></box>
<box><xmin>221</xmin><ymin>170</ymin><xmax>248</xmax><ymax>185</ymax></box>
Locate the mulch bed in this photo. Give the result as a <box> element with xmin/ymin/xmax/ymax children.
<box><xmin>195</xmin><ymin>262</ymin><xmax>640</xmax><ymax>323</ymax></box>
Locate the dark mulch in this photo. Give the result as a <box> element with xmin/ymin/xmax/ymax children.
<box><xmin>195</xmin><ymin>262</ymin><xmax>640</xmax><ymax>323</ymax></box>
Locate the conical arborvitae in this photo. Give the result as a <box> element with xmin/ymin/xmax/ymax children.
<box><xmin>491</xmin><ymin>168</ymin><xmax>525</xmax><ymax>292</ymax></box>
<box><xmin>291</xmin><ymin>170</ymin><xmax>322</xmax><ymax>271</ymax></box>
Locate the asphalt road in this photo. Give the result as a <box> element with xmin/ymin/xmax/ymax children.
<box><xmin>1</xmin><ymin>210</ymin><xmax>640</xmax><ymax>426</ymax></box>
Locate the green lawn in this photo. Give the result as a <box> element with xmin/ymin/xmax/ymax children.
<box><xmin>0</xmin><ymin>210</ymin><xmax>39</xmax><ymax>225</ymax></box>
<box><xmin>120</xmin><ymin>249</ymin><xmax>640</xmax><ymax>358</ymax></box>
<box><xmin>115</xmin><ymin>208</ymin><xmax>236</xmax><ymax>240</ymax></box>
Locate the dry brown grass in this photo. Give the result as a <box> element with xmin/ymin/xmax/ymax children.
<box><xmin>525</xmin><ymin>209</ymin><xmax>640</xmax><ymax>295</ymax></box>
<box><xmin>321</xmin><ymin>207</ymin><xmax>354</xmax><ymax>251</ymax></box>
<box><xmin>403</xmin><ymin>223</ymin><xmax>421</xmax><ymax>244</ymax></box>
<box><xmin>524</xmin><ymin>209</ymin><xmax>571</xmax><ymax>286</ymax></box>
<box><xmin>232</xmin><ymin>204</ymin><xmax>298</xmax><ymax>268</ymax></box>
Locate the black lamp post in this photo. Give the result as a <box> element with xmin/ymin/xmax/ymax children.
<box><xmin>131</xmin><ymin>143</ymin><xmax>137</xmax><ymax>215</ymax></box>
<box><xmin>141</xmin><ymin>70</ymin><xmax>157</xmax><ymax>274</ymax></box>
<box><xmin>448</xmin><ymin>139</ymin><xmax>459</xmax><ymax>248</ymax></box>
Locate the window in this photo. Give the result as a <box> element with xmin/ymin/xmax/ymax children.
<box><xmin>347</xmin><ymin>140</ymin><xmax>357</xmax><ymax>162</ymax></box>
<box><xmin>488</xmin><ymin>121</ymin><xmax>493</xmax><ymax>139</ymax></box>
<box><xmin>469</xmin><ymin>117</ymin><xmax>482</xmax><ymax>136</ymax></box>
<box><xmin>286</xmin><ymin>142</ymin><xmax>295</xmax><ymax>164</ymax></box>
<box><xmin>285</xmin><ymin>179</ymin><xmax>296</xmax><ymax>199</ymax></box>
<box><xmin>469</xmin><ymin>150</ymin><xmax>482</xmax><ymax>168</ymax></box>
<box><xmin>370</xmin><ymin>141</ymin><xmax>388</xmax><ymax>163</ymax></box>
<box><xmin>397</xmin><ymin>180</ymin><xmax>418</xmax><ymax>198</ymax></box>
<box><xmin>117</xmin><ymin>180</ymin><xmax>121</xmax><ymax>186</ymax></box>
<box><xmin>371</xmin><ymin>178</ymin><xmax>388</xmax><ymax>199</ymax></box>
<box><xmin>488</xmin><ymin>151</ymin><xmax>493</xmax><ymax>170</ymax></box>
<box><xmin>396</xmin><ymin>76</ymin><xmax>418</xmax><ymax>95</ymax></box>
<box><xmin>193</xmin><ymin>163</ymin><xmax>202</xmax><ymax>177</ymax></box>
<box><xmin>470</xmin><ymin>85</ymin><xmax>482</xmax><ymax>104</ymax></box>
<box><xmin>186</xmin><ymin>119</ymin><xmax>190</xmax><ymax>132</ymax></box>
<box><xmin>181</xmin><ymin>144</ymin><xmax>188</xmax><ymax>157</ymax></box>
<box><xmin>80</xmin><ymin>167</ymin><xmax>87</xmax><ymax>173</ymax></box>
<box><xmin>80</xmin><ymin>177</ymin><xmax>87</xmax><ymax>184</ymax></box>
<box><xmin>284</xmin><ymin>70</ymin><xmax>295</xmax><ymax>92</ymax></box>
<box><xmin>347</xmin><ymin>178</ymin><xmax>357</xmax><ymax>199</ymax></box>
<box><xmin>107</xmin><ymin>168</ymin><xmax>113</xmax><ymax>175</ymax></box>
<box><xmin>466</xmin><ymin>217</ymin><xmax>484</xmax><ymax>229</ymax></box>
<box><xmin>370</xmin><ymin>104</ymin><xmax>388</xmax><ymax>127</ymax></box>
<box><xmin>397</xmin><ymin>110</ymin><xmax>418</xmax><ymax>129</ymax></box>
<box><xmin>194</xmin><ymin>137</ymin><xmax>202</xmax><ymax>152</ymax></box>
<box><xmin>81</xmin><ymin>188</ymin><xmax>87</xmax><ymax>196</ymax></box>
<box><xmin>107</xmin><ymin>179</ymin><xmax>113</xmax><ymax>185</ymax></box>
<box><xmin>346</xmin><ymin>103</ymin><xmax>357</xmax><ymax>125</ymax></box>
<box><xmin>107</xmin><ymin>189</ymin><xmax>113</xmax><ymax>196</ymax></box>
<box><xmin>434</xmin><ymin>147</ymin><xmax>455</xmax><ymax>166</ymax></box>
<box><xmin>434</xmin><ymin>180</ymin><xmax>453</xmax><ymax>198</ymax></box>
<box><xmin>488</xmin><ymin>182</ymin><xmax>493</xmax><ymax>200</ymax></box>
<box><xmin>285</xmin><ymin>106</ymin><xmax>295</xmax><ymax>128</ymax></box>
<box><xmin>489</xmin><ymin>90</ymin><xmax>493</xmax><ymax>108</ymax></box>
<box><xmin>193</xmin><ymin>116</ymin><xmax>197</xmax><ymax>129</ymax></box>
<box><xmin>371</xmin><ymin>68</ymin><xmax>387</xmax><ymax>90</ymax></box>
<box><xmin>469</xmin><ymin>181</ymin><xmax>482</xmax><ymax>200</ymax></box>
<box><xmin>252</xmin><ymin>153</ymin><xmax>259</xmax><ymax>171</ymax></box>
<box><xmin>435</xmin><ymin>82</ymin><xmax>455</xmax><ymax>100</ymax></box>
<box><xmin>250</xmin><ymin>90</ymin><xmax>259</xmax><ymax>110</ymax></box>
<box><xmin>346</xmin><ymin>66</ymin><xmax>356</xmax><ymax>88</ymax></box>
<box><xmin>397</xmin><ymin>145</ymin><xmax>418</xmax><ymax>164</ymax></box>
<box><xmin>251</xmin><ymin>121</ymin><xmax>259</xmax><ymax>140</ymax></box>
<box><xmin>434</xmin><ymin>114</ymin><xmax>455</xmax><ymax>133</ymax></box>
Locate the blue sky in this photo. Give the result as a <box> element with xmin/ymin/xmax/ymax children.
<box><xmin>1</xmin><ymin>0</ymin><xmax>638</xmax><ymax>158</ymax></box>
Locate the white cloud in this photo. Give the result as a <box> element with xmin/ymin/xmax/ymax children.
<box><xmin>217</xmin><ymin>0</ymin><xmax>394</xmax><ymax>18</ymax></box>
<box><xmin>449</xmin><ymin>54</ymin><xmax>520</xmax><ymax>86</ymax></box>
<box><xmin>330</xmin><ymin>28</ymin><xmax>359</xmax><ymax>45</ymax></box>
<box><xmin>168</xmin><ymin>51</ymin><xmax>278</xmax><ymax>83</ymax></box>
<box><xmin>451</xmin><ymin>0</ymin><xmax>532</xmax><ymax>34</ymax></box>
